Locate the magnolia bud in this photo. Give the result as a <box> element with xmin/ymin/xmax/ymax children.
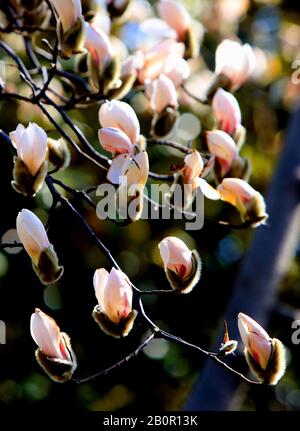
<box><xmin>157</xmin><ymin>0</ymin><xmax>191</xmax><ymax>41</ymax></box>
<box><xmin>84</xmin><ymin>23</ymin><xmax>117</xmax><ymax>90</ymax></box>
<box><xmin>182</xmin><ymin>150</ymin><xmax>204</xmax><ymax>184</ymax></box>
<box><xmin>52</xmin><ymin>0</ymin><xmax>86</xmax><ymax>58</ymax></box>
<box><xmin>206</xmin><ymin>130</ymin><xmax>239</xmax><ymax>177</ymax></box>
<box><xmin>150</xmin><ymin>74</ymin><xmax>178</xmax><ymax>114</ymax></box>
<box><xmin>16</xmin><ymin>209</ymin><xmax>63</xmax><ymax>285</ymax></box>
<box><xmin>107</xmin><ymin>151</ymin><xmax>149</xmax><ymax>222</ymax></box>
<box><xmin>99</xmin><ymin>100</ymin><xmax>140</xmax><ymax>145</ymax></box>
<box><xmin>92</xmin><ymin>268</ymin><xmax>137</xmax><ymax>338</ymax></box>
<box><xmin>47</xmin><ymin>138</ymin><xmax>71</xmax><ymax>171</ymax></box>
<box><xmin>238</xmin><ymin>313</ymin><xmax>286</xmax><ymax>385</ymax></box>
<box><xmin>106</xmin><ymin>55</ymin><xmax>138</xmax><ymax>100</ymax></box>
<box><xmin>158</xmin><ymin>236</ymin><xmax>201</xmax><ymax>293</ymax></box>
<box><xmin>30</xmin><ymin>308</ymin><xmax>77</xmax><ymax>382</ymax></box>
<box><xmin>217</xmin><ymin>178</ymin><xmax>268</xmax><ymax>227</ymax></box>
<box><xmin>150</xmin><ymin>74</ymin><xmax>179</xmax><ymax>137</ymax></box>
<box><xmin>212</xmin><ymin>88</ymin><xmax>241</xmax><ymax>136</ymax></box>
<box><xmin>163</xmin><ymin>55</ymin><xmax>190</xmax><ymax>88</ymax></box>
<box><xmin>98</xmin><ymin>127</ymin><xmax>134</xmax><ymax>156</ymax></box>
<box><xmin>171</xmin><ymin>151</ymin><xmax>220</xmax><ymax>210</ymax></box>
<box><xmin>10</xmin><ymin>123</ymin><xmax>48</xmax><ymax>197</ymax></box>
<box><xmin>215</xmin><ymin>39</ymin><xmax>255</xmax><ymax>91</ymax></box>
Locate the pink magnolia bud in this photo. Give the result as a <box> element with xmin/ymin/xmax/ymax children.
<box><xmin>93</xmin><ymin>268</ymin><xmax>133</xmax><ymax>324</ymax></box>
<box><xmin>158</xmin><ymin>236</ymin><xmax>193</xmax><ymax>280</ymax></box>
<box><xmin>215</xmin><ymin>39</ymin><xmax>255</xmax><ymax>90</ymax></box>
<box><xmin>238</xmin><ymin>313</ymin><xmax>272</xmax><ymax>370</ymax></box>
<box><xmin>10</xmin><ymin>123</ymin><xmax>48</xmax><ymax>176</ymax></box>
<box><xmin>238</xmin><ymin>312</ymin><xmax>286</xmax><ymax>385</ymax></box>
<box><xmin>206</xmin><ymin>130</ymin><xmax>238</xmax><ymax>176</ymax></box>
<box><xmin>51</xmin><ymin>0</ymin><xmax>82</xmax><ymax>32</ymax></box>
<box><xmin>182</xmin><ymin>150</ymin><xmax>204</xmax><ymax>184</ymax></box>
<box><xmin>178</xmin><ymin>151</ymin><xmax>220</xmax><ymax>206</ymax></box>
<box><xmin>150</xmin><ymin>74</ymin><xmax>178</xmax><ymax>113</ymax></box>
<box><xmin>157</xmin><ymin>0</ymin><xmax>191</xmax><ymax>40</ymax></box>
<box><xmin>16</xmin><ymin>209</ymin><xmax>50</xmax><ymax>266</ymax></box>
<box><xmin>217</xmin><ymin>178</ymin><xmax>268</xmax><ymax>225</ymax></box>
<box><xmin>30</xmin><ymin>308</ymin><xmax>71</xmax><ymax>362</ymax></box>
<box><xmin>99</xmin><ymin>100</ymin><xmax>140</xmax><ymax>145</ymax></box>
<box><xmin>212</xmin><ymin>88</ymin><xmax>241</xmax><ymax>135</ymax></box>
<box><xmin>84</xmin><ymin>23</ymin><xmax>113</xmax><ymax>70</ymax></box>
<box><xmin>163</xmin><ymin>55</ymin><xmax>190</xmax><ymax>88</ymax></box>
<box><xmin>98</xmin><ymin>127</ymin><xmax>134</xmax><ymax>156</ymax></box>
<box><xmin>218</xmin><ymin>178</ymin><xmax>257</xmax><ymax>209</ymax></box>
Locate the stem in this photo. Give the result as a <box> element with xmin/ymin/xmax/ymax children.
<box><xmin>147</xmin><ymin>139</ymin><xmax>190</xmax><ymax>155</ymax></box>
<box><xmin>45</xmin><ymin>176</ymin><xmax>121</xmax><ymax>271</ymax></box>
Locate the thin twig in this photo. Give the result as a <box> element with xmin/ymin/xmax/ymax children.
<box><xmin>147</xmin><ymin>139</ymin><xmax>190</xmax><ymax>154</ymax></box>
<box><xmin>73</xmin><ymin>331</ymin><xmax>157</xmax><ymax>384</ymax></box>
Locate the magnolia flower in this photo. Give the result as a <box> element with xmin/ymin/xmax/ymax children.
<box><xmin>138</xmin><ymin>39</ymin><xmax>185</xmax><ymax>84</ymax></box>
<box><xmin>107</xmin><ymin>151</ymin><xmax>149</xmax><ymax>187</ymax></box>
<box><xmin>98</xmin><ymin>127</ymin><xmax>134</xmax><ymax>156</ymax></box>
<box><xmin>176</xmin><ymin>151</ymin><xmax>221</xmax><ymax>207</ymax></box>
<box><xmin>238</xmin><ymin>313</ymin><xmax>286</xmax><ymax>385</ymax></box>
<box><xmin>217</xmin><ymin>178</ymin><xmax>268</xmax><ymax>225</ymax></box>
<box><xmin>107</xmin><ymin>151</ymin><xmax>149</xmax><ymax>221</ymax></box>
<box><xmin>183</xmin><ymin>151</ymin><xmax>203</xmax><ymax>183</ymax></box>
<box><xmin>158</xmin><ymin>236</ymin><xmax>201</xmax><ymax>293</ymax></box>
<box><xmin>157</xmin><ymin>0</ymin><xmax>191</xmax><ymax>40</ymax></box>
<box><xmin>16</xmin><ymin>209</ymin><xmax>50</xmax><ymax>266</ymax></box>
<box><xmin>238</xmin><ymin>313</ymin><xmax>272</xmax><ymax>370</ymax></box>
<box><xmin>212</xmin><ymin>88</ymin><xmax>241</xmax><ymax>135</ymax></box>
<box><xmin>16</xmin><ymin>209</ymin><xmax>63</xmax><ymax>284</ymax></box>
<box><xmin>163</xmin><ymin>55</ymin><xmax>190</xmax><ymax>88</ymax></box>
<box><xmin>206</xmin><ymin>130</ymin><xmax>239</xmax><ymax>176</ymax></box>
<box><xmin>92</xmin><ymin>268</ymin><xmax>137</xmax><ymax>337</ymax></box>
<box><xmin>31</xmin><ymin>308</ymin><xmax>71</xmax><ymax>362</ymax></box>
<box><xmin>51</xmin><ymin>0</ymin><xmax>82</xmax><ymax>33</ymax></box>
<box><xmin>94</xmin><ymin>268</ymin><xmax>132</xmax><ymax>324</ymax></box>
<box><xmin>99</xmin><ymin>101</ymin><xmax>140</xmax><ymax>145</ymax></box>
<box><xmin>150</xmin><ymin>74</ymin><xmax>178</xmax><ymax>113</ymax></box>
<box><xmin>47</xmin><ymin>138</ymin><xmax>71</xmax><ymax>171</ymax></box>
<box><xmin>215</xmin><ymin>39</ymin><xmax>255</xmax><ymax>90</ymax></box>
<box><xmin>30</xmin><ymin>308</ymin><xmax>76</xmax><ymax>382</ymax></box>
<box><xmin>10</xmin><ymin>123</ymin><xmax>47</xmax><ymax>177</ymax></box>
<box><xmin>159</xmin><ymin>236</ymin><xmax>193</xmax><ymax>279</ymax></box>
<box><xmin>84</xmin><ymin>22</ymin><xmax>113</xmax><ymax>70</ymax></box>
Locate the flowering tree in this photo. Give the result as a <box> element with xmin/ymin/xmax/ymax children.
<box><xmin>0</xmin><ymin>0</ymin><xmax>290</xmax><ymax>409</ymax></box>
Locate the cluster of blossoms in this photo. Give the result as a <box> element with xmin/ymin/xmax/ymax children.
<box><xmin>0</xmin><ymin>0</ymin><xmax>286</xmax><ymax>388</ymax></box>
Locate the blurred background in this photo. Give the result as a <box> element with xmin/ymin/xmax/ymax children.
<box><xmin>0</xmin><ymin>0</ymin><xmax>300</xmax><ymax>411</ymax></box>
